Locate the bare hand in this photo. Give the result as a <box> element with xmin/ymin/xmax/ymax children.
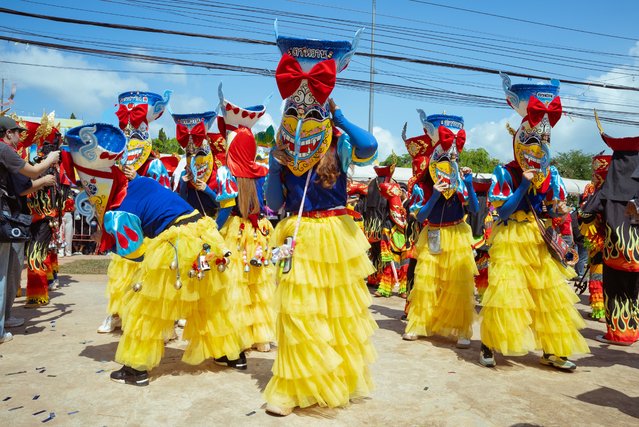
<box><xmin>556</xmin><ymin>201</ymin><xmax>570</xmax><ymax>215</ymax></box>
<box><xmin>195</xmin><ymin>179</ymin><xmax>207</xmax><ymax>192</ymax></box>
<box><xmin>122</xmin><ymin>165</ymin><xmax>137</xmax><ymax>181</ymax></box>
<box><xmin>45</xmin><ymin>150</ymin><xmax>60</xmax><ymax>166</ymax></box>
<box><xmin>41</xmin><ymin>174</ymin><xmax>57</xmax><ymax>187</ymax></box>
<box><xmin>328</xmin><ymin>98</ymin><xmax>339</xmax><ymax>116</ymax></box>
<box><xmin>90</xmin><ymin>228</ymin><xmax>102</xmax><ymax>244</ymax></box>
<box><xmin>433</xmin><ymin>177</ymin><xmax>449</xmax><ymax>193</ymax></box>
<box><xmin>461</xmin><ymin>166</ymin><xmax>472</xmax><ymax>176</ymax></box>
<box><xmin>522</xmin><ymin>168</ymin><xmax>537</xmax><ymax>182</ymax></box>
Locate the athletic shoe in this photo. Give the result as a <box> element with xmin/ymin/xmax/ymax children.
<box><xmin>266</xmin><ymin>403</ymin><xmax>293</xmax><ymax>416</ymax></box>
<box><xmin>0</xmin><ymin>332</ymin><xmax>13</xmax><ymax>344</ymax></box>
<box><xmin>479</xmin><ymin>344</ymin><xmax>496</xmax><ymax>367</ymax></box>
<box><xmin>5</xmin><ymin>317</ymin><xmax>25</xmax><ymax>328</ymax></box>
<box><xmin>456</xmin><ymin>337</ymin><xmax>471</xmax><ymax>349</ymax></box>
<box><xmin>402</xmin><ymin>332</ymin><xmax>418</xmax><ymax>341</ymax></box>
<box><xmin>48</xmin><ymin>280</ymin><xmax>59</xmax><ymax>291</ymax></box>
<box><xmin>214</xmin><ymin>351</ymin><xmax>247</xmax><ymax>370</ymax></box>
<box><xmin>254</xmin><ymin>343</ymin><xmax>271</xmax><ymax>352</ymax></box>
<box><xmin>110</xmin><ymin>365</ymin><xmax>149</xmax><ymax>386</ymax></box>
<box><xmin>540</xmin><ymin>354</ymin><xmax>576</xmax><ymax>371</ymax></box>
<box><xmin>176</xmin><ymin>319</ymin><xmax>187</xmax><ymax>328</ymax></box>
<box><xmin>97</xmin><ymin>315</ymin><xmax>121</xmax><ymax>333</ymax></box>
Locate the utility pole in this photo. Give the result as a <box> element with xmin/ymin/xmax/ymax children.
<box><xmin>368</xmin><ymin>0</ymin><xmax>376</xmax><ymax>133</ymax></box>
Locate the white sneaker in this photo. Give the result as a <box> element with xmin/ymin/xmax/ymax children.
<box><xmin>97</xmin><ymin>315</ymin><xmax>121</xmax><ymax>333</ymax></box>
<box><xmin>0</xmin><ymin>332</ymin><xmax>13</xmax><ymax>343</ymax></box>
<box><xmin>48</xmin><ymin>280</ymin><xmax>59</xmax><ymax>291</ymax></box>
<box><xmin>265</xmin><ymin>403</ymin><xmax>293</xmax><ymax>416</ymax></box>
<box><xmin>254</xmin><ymin>342</ymin><xmax>271</xmax><ymax>352</ymax></box>
<box><xmin>402</xmin><ymin>332</ymin><xmax>418</xmax><ymax>341</ymax></box>
<box><xmin>177</xmin><ymin>319</ymin><xmax>187</xmax><ymax>328</ymax></box>
<box><xmin>456</xmin><ymin>337</ymin><xmax>471</xmax><ymax>349</ymax></box>
<box><xmin>5</xmin><ymin>317</ymin><xmax>25</xmax><ymax>328</ymax></box>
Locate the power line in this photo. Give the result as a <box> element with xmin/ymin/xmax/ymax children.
<box><xmin>409</xmin><ymin>0</ymin><xmax>639</xmax><ymax>42</ymax></box>
<box><xmin>2</xmin><ymin>7</ymin><xmax>638</xmax><ymax>92</ymax></box>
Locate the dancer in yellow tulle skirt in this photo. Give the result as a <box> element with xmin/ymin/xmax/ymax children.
<box><xmin>479</xmin><ymin>75</ymin><xmax>589</xmax><ymax>370</ymax></box>
<box><xmin>263</xmin><ymin>53</ymin><xmax>379</xmax><ymax>414</ymax></box>
<box><xmin>219</xmin><ymin>214</ymin><xmax>275</xmax><ymax>351</ymax></box>
<box><xmin>264</xmin><ymin>214</ymin><xmax>377</xmax><ymax>411</ymax></box>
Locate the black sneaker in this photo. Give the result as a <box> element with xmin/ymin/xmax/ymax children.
<box><xmin>214</xmin><ymin>351</ymin><xmax>247</xmax><ymax>370</ymax></box>
<box><xmin>110</xmin><ymin>365</ymin><xmax>149</xmax><ymax>386</ymax></box>
<box><xmin>479</xmin><ymin>343</ymin><xmax>496</xmax><ymax>367</ymax></box>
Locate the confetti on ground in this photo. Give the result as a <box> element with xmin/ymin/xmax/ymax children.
<box><xmin>96</xmin><ymin>369</ymin><xmax>105</xmax><ymax>374</ymax></box>
<box><xmin>6</xmin><ymin>371</ymin><xmax>26</xmax><ymax>376</ymax></box>
<box><xmin>47</xmin><ymin>375</ymin><xmax>56</xmax><ymax>378</ymax></box>
<box><xmin>8</xmin><ymin>406</ymin><xmax>23</xmax><ymax>411</ymax></box>
<box><xmin>35</xmin><ymin>367</ymin><xmax>45</xmax><ymax>371</ymax></box>
<box><xmin>2</xmin><ymin>397</ymin><xmax>11</xmax><ymax>401</ymax></box>
<box><xmin>38</xmin><ymin>369</ymin><xmax>46</xmax><ymax>374</ymax></box>
<box><xmin>42</xmin><ymin>412</ymin><xmax>56</xmax><ymax>423</ymax></box>
<box><xmin>246</xmin><ymin>411</ymin><xmax>256</xmax><ymax>416</ymax></box>
<box><xmin>32</xmin><ymin>410</ymin><xmax>46</xmax><ymax>416</ymax></box>
<box><xmin>67</xmin><ymin>410</ymin><xmax>79</xmax><ymax>415</ymax></box>
<box><xmin>423</xmin><ymin>387</ymin><xmax>429</xmax><ymax>391</ymax></box>
<box><xmin>33</xmin><ymin>395</ymin><xmax>40</xmax><ymax>400</ymax></box>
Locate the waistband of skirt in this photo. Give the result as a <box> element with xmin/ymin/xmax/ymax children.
<box><xmin>301</xmin><ymin>208</ymin><xmax>350</xmax><ymax>219</ymax></box>
<box><xmin>170</xmin><ymin>211</ymin><xmax>202</xmax><ymax>228</ymax></box>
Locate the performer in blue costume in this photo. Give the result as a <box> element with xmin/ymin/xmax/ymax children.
<box><xmin>263</xmin><ymin>25</ymin><xmax>378</xmax><ymax>416</ymax></box>
<box><xmin>99</xmin><ymin>90</ymin><xmax>172</xmax><ymax>334</ymax></box>
<box><xmin>401</xmin><ymin>113</ymin><xmax>479</xmax><ymax>349</ymax></box>
<box><xmin>173</xmin><ymin>111</ymin><xmax>232</xmax><ymax>220</ymax></box>
<box><xmin>479</xmin><ymin>74</ymin><xmax>589</xmax><ymax>370</ymax></box>
<box><xmin>63</xmin><ymin>123</ymin><xmax>252</xmax><ymax>386</ymax></box>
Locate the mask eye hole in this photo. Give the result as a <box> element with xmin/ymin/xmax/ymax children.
<box><xmin>285</xmin><ymin>107</ymin><xmax>297</xmax><ymax>116</ymax></box>
<box><xmin>305</xmin><ymin>109</ymin><xmax>324</xmax><ymax>120</ymax></box>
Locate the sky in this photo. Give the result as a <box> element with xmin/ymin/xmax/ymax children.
<box><xmin>1</xmin><ymin>0</ymin><xmax>639</xmax><ymax>163</ymax></box>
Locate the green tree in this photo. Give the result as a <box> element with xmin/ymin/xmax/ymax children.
<box><xmin>381</xmin><ymin>152</ymin><xmax>412</xmax><ymax>167</ymax></box>
<box><xmin>157</xmin><ymin>127</ymin><xmax>168</xmax><ymax>143</ymax></box>
<box><xmin>458</xmin><ymin>148</ymin><xmax>500</xmax><ymax>173</ymax></box>
<box><xmin>551</xmin><ymin>149</ymin><xmax>593</xmax><ymax>180</ymax></box>
<box><xmin>152</xmin><ymin>137</ymin><xmax>182</xmax><ymax>154</ymax></box>
<box><xmin>69</xmin><ymin>112</ymin><xmax>77</xmax><ymax>119</ymax></box>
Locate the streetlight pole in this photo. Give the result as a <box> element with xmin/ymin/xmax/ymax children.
<box><xmin>368</xmin><ymin>0</ymin><xmax>376</xmax><ymax>133</ymax></box>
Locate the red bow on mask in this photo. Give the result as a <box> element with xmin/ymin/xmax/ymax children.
<box><xmin>116</xmin><ymin>104</ymin><xmax>148</xmax><ymax>131</ymax></box>
<box><xmin>526</xmin><ymin>95</ymin><xmax>562</xmax><ymax>128</ymax></box>
<box><xmin>275</xmin><ymin>54</ymin><xmax>337</xmax><ymax>105</ymax></box>
<box><xmin>176</xmin><ymin>122</ymin><xmax>207</xmax><ymax>148</ymax></box>
<box><xmin>438</xmin><ymin>126</ymin><xmax>466</xmax><ymax>152</ymax></box>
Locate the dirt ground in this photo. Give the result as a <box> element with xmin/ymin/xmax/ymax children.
<box><xmin>1</xmin><ymin>256</ymin><xmax>638</xmax><ymax>426</ymax></box>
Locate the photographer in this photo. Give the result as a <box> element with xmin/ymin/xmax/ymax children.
<box><xmin>0</xmin><ymin>116</ymin><xmax>59</xmax><ymax>343</ymax></box>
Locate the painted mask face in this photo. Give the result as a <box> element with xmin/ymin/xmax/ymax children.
<box><xmin>502</xmin><ymin>73</ymin><xmax>561</xmax><ymax>188</ymax></box>
<box><xmin>190</xmin><ymin>142</ymin><xmax>213</xmax><ymax>184</ymax></box>
<box><xmin>428</xmin><ymin>143</ymin><xmax>460</xmax><ymax>199</ymax></box>
<box><xmin>274</xmin><ymin>25</ymin><xmax>361</xmax><ymax>176</ymax></box>
<box><xmin>420</xmin><ymin>113</ymin><xmax>466</xmax><ymax>199</ymax></box>
<box><xmin>122</xmin><ymin>137</ymin><xmax>152</xmax><ymax>171</ymax></box>
<box><xmin>277</xmin><ymin>81</ymin><xmax>333</xmax><ymax>176</ymax></box>
<box><xmin>514</xmin><ymin>117</ymin><xmax>552</xmax><ymax>188</ymax></box>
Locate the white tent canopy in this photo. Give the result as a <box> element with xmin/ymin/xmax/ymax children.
<box><xmin>350</xmin><ymin>166</ymin><xmax>589</xmax><ymax>196</ymax></box>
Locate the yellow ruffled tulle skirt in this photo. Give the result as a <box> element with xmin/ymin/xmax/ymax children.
<box><xmin>479</xmin><ymin>215</ymin><xmax>590</xmax><ymax>357</ymax></box>
<box><xmin>264</xmin><ymin>214</ymin><xmax>378</xmax><ymax>409</ymax></box>
<box><xmin>219</xmin><ymin>215</ymin><xmax>276</xmax><ymax>346</ymax></box>
<box><xmin>405</xmin><ymin>221</ymin><xmax>478</xmax><ymax>339</ymax></box>
<box><xmin>106</xmin><ymin>253</ymin><xmax>141</xmax><ymax>315</ymax></box>
<box><xmin>115</xmin><ymin>216</ymin><xmax>253</xmax><ymax>371</ymax></box>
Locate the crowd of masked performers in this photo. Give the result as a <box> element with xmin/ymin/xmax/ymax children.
<box><xmin>1</xmin><ymin>26</ymin><xmax>638</xmax><ymax>418</ymax></box>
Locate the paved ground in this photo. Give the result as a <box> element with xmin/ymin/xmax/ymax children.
<box><xmin>1</xmin><ymin>256</ymin><xmax>638</xmax><ymax>426</ymax></box>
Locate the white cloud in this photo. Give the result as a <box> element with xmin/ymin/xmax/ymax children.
<box><xmin>2</xmin><ymin>45</ymin><xmax>148</xmax><ymax>117</ymax></box>
<box><xmin>254</xmin><ymin>112</ymin><xmax>275</xmax><ymax>133</ymax></box>
<box><xmin>466</xmin><ymin>113</ymin><xmax>520</xmax><ymax>161</ymax></box>
<box><xmin>373</xmin><ymin>126</ymin><xmax>405</xmax><ymax>160</ymax></box>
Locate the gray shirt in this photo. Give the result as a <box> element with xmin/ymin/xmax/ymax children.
<box><xmin>0</xmin><ymin>142</ymin><xmax>27</xmax><ymax>173</ymax></box>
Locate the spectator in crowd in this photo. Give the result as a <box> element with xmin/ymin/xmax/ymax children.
<box><xmin>571</xmin><ymin>206</ymin><xmax>588</xmax><ymax>278</ymax></box>
<box><xmin>0</xmin><ymin>116</ymin><xmax>59</xmax><ymax>344</ymax></box>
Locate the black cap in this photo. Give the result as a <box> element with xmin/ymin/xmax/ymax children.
<box><xmin>0</xmin><ymin>116</ymin><xmax>27</xmax><ymax>133</ymax></box>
